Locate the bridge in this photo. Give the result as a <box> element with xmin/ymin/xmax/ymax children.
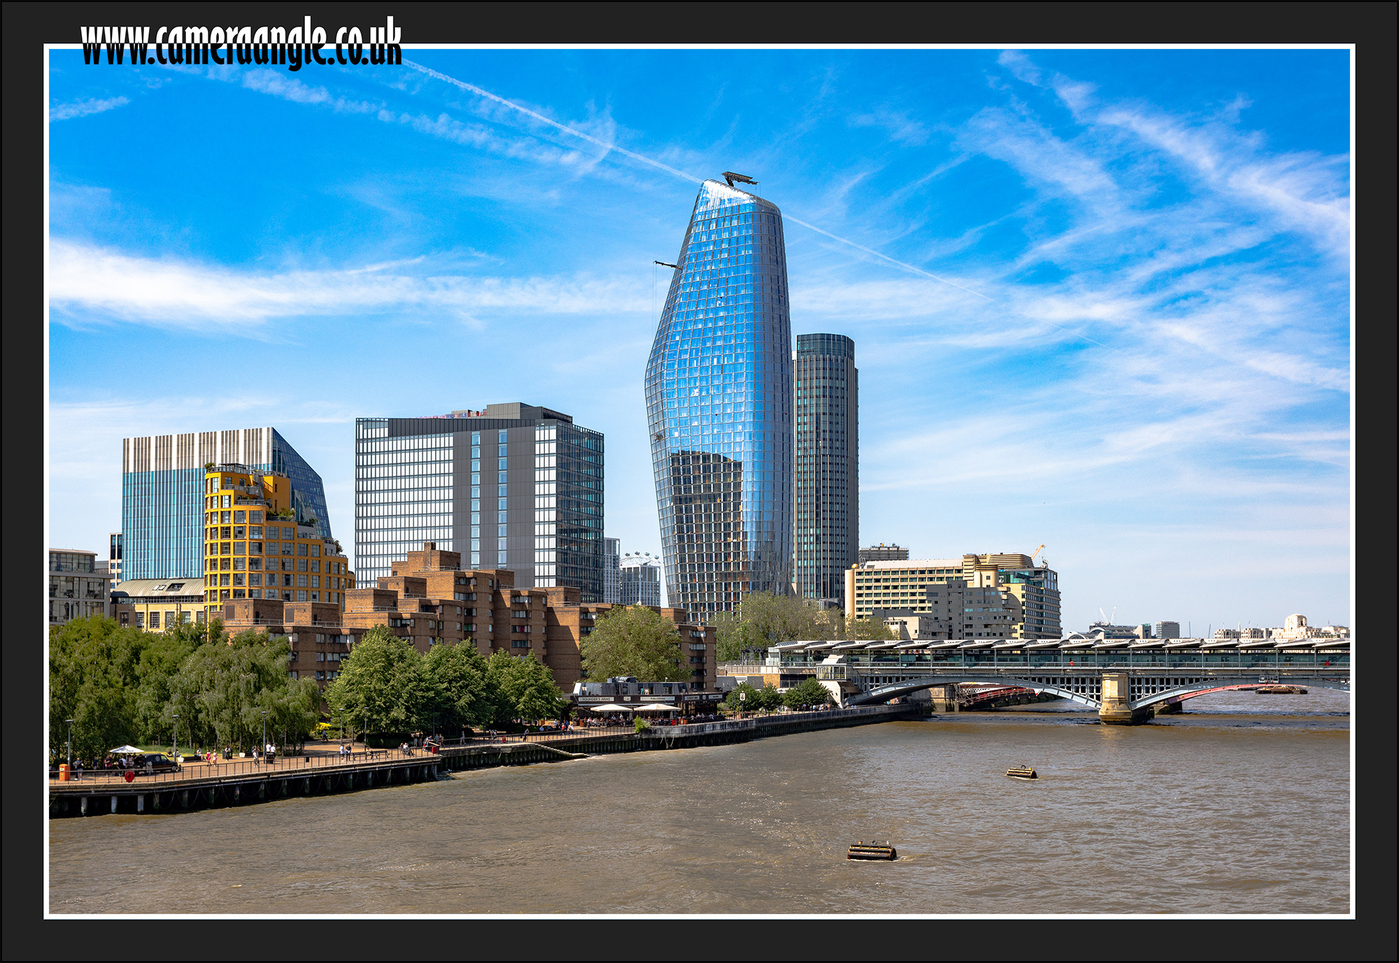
<box><xmin>757</xmin><ymin>636</ymin><xmax>1350</xmax><ymax>724</ymax></box>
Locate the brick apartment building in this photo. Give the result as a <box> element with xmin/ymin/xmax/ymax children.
<box><xmin>221</xmin><ymin>542</ymin><xmax>714</xmax><ymax>694</ymax></box>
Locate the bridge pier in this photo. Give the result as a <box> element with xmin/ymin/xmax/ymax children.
<box><xmin>1098</xmin><ymin>672</ymin><xmax>1150</xmax><ymax>724</ymax></box>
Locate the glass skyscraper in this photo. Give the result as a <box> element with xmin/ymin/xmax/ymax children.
<box><xmin>645</xmin><ymin>176</ymin><xmax>794</xmax><ymax>621</ymax></box>
<box><xmin>794</xmin><ymin>333</ymin><xmax>859</xmax><ymax>606</ymax></box>
<box><xmin>121</xmin><ymin>427</ymin><xmax>332</xmax><ymax>581</ymax></box>
<box><xmin>354</xmin><ymin>404</ymin><xmax>604</xmax><ymax>599</ymax></box>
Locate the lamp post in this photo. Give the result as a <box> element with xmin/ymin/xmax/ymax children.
<box><xmin>363</xmin><ymin>709</ymin><xmax>368</xmax><ymax>752</ymax></box>
<box><xmin>171</xmin><ymin>714</ymin><xmax>179</xmax><ymax>768</ymax></box>
<box><xmin>261</xmin><ymin>710</ymin><xmax>268</xmax><ymax>765</ymax></box>
<box><xmin>66</xmin><ymin>718</ymin><xmax>74</xmax><ymax>768</ymax></box>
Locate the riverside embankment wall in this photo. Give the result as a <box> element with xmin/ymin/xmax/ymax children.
<box><xmin>49</xmin><ymin>704</ymin><xmax>922</xmax><ymax>818</ymax></box>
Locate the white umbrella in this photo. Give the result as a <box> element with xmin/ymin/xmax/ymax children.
<box><xmin>632</xmin><ymin>703</ymin><xmax>679</xmax><ymax>713</ymax></box>
<box><xmin>109</xmin><ymin>745</ymin><xmax>144</xmax><ymax>755</ymax></box>
<box><xmin>585</xmin><ymin>703</ymin><xmax>635</xmax><ymax>713</ymax></box>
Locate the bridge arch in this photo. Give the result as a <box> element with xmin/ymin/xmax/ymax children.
<box><xmin>844</xmin><ymin>673</ymin><xmax>1350</xmax><ymax>712</ymax></box>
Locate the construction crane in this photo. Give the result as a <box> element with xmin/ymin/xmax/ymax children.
<box><xmin>1030</xmin><ymin>544</ymin><xmax>1045</xmax><ymax>562</ymax></box>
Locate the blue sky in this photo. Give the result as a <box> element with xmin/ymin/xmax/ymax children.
<box><xmin>45</xmin><ymin>45</ymin><xmax>1353</xmax><ymax>634</ymax></box>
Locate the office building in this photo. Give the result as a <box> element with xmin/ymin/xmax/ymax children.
<box><xmin>604</xmin><ymin>543</ymin><xmax>621</xmax><ymax>601</ymax></box>
<box><xmin>847</xmin><ymin>552</ymin><xmax>1062</xmax><ymax>640</ymax></box>
<box><xmin>883</xmin><ymin>575</ymin><xmax>1018</xmax><ymax>640</ymax></box>
<box><xmin>48</xmin><ymin>549</ymin><xmax>114</xmax><ymax>626</ymax></box>
<box><xmin>620</xmin><ymin>552</ymin><xmax>663</xmax><ymax>607</ymax></box>
<box><xmin>645</xmin><ymin>174</ymin><xmax>794</xmax><ymax>621</ymax></box>
<box><xmin>202</xmin><ymin>465</ymin><xmax>352</xmax><ymax>622</ymax></box>
<box><xmin>121</xmin><ymin>427</ymin><xmax>331</xmax><ymax>581</ymax></box>
<box><xmin>354</xmin><ymin>404</ymin><xmax>604</xmax><ymax>600</ymax></box>
<box><xmin>112</xmin><ymin>579</ymin><xmax>206</xmax><ymax>631</ymax></box>
<box><xmin>1154</xmin><ymin>620</ymin><xmax>1181</xmax><ymax>640</ymax></box>
<box><xmin>101</xmin><ymin>532</ymin><xmax>123</xmax><ymax>584</ymax></box>
<box><xmin>793</xmin><ymin>333</ymin><xmax>858</xmax><ymax>606</ymax></box>
<box><xmin>858</xmin><ymin>543</ymin><xmax>908</xmax><ymax>564</ymax></box>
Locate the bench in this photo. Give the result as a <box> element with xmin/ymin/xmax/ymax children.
<box><xmin>365</xmin><ymin>749</ymin><xmax>388</xmax><ymax>758</ymax></box>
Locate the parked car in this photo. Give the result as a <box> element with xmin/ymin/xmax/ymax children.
<box><xmin>136</xmin><ymin>752</ymin><xmax>180</xmax><ymax>773</ymax></box>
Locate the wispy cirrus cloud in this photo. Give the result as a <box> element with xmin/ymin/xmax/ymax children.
<box><xmin>50</xmin><ymin>96</ymin><xmax>130</xmax><ymax>121</ymax></box>
<box><xmin>47</xmin><ymin>239</ymin><xmax>648</xmax><ymax>332</ymax></box>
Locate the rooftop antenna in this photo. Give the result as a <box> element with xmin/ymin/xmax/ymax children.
<box><xmin>722</xmin><ymin>171</ymin><xmax>757</xmax><ymax>188</ymax></box>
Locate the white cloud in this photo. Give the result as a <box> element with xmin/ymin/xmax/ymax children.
<box><xmin>50</xmin><ymin>96</ymin><xmax>129</xmax><ymax>121</ymax></box>
<box><xmin>48</xmin><ymin>239</ymin><xmax>649</xmax><ymax>332</ymax></box>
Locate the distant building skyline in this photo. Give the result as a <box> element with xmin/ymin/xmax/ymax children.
<box><xmin>847</xmin><ymin>553</ymin><xmax>1062</xmax><ymax>640</ymax></box>
<box><xmin>646</xmin><ymin>177</ymin><xmax>794</xmax><ymax>622</ymax></box>
<box><xmin>620</xmin><ymin>552</ymin><xmax>663</xmax><ymax>608</ymax></box>
<box><xmin>859</xmin><ymin>543</ymin><xmax>910</xmax><ymax>564</ymax></box>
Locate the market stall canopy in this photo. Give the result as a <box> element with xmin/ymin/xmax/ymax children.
<box><xmin>109</xmin><ymin>745</ymin><xmax>143</xmax><ymax>755</ymax></box>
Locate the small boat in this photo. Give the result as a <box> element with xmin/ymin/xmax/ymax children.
<box><xmin>847</xmin><ymin>841</ymin><xmax>897</xmax><ymax>861</ymax></box>
<box><xmin>1256</xmin><ymin>684</ymin><xmax>1308</xmax><ymax>694</ymax></box>
<box><xmin>1006</xmin><ymin>765</ymin><xmax>1037</xmax><ymax>779</ymax></box>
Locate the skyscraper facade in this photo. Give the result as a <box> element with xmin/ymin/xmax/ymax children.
<box><xmin>602</xmin><ymin>537</ymin><xmax>621</xmax><ymax>604</ymax></box>
<box><xmin>121</xmin><ymin>428</ymin><xmax>331</xmax><ymax>581</ymax></box>
<box><xmin>354</xmin><ymin>404</ymin><xmax>604</xmax><ymax>599</ymax></box>
<box><xmin>619</xmin><ymin>552</ymin><xmax>663</xmax><ymax>608</ymax></box>
<box><xmin>645</xmin><ymin>176</ymin><xmax>794</xmax><ymax>622</ymax></box>
<box><xmin>793</xmin><ymin>333</ymin><xmax>858</xmax><ymax>606</ymax></box>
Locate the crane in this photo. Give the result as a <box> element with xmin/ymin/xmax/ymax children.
<box><xmin>1030</xmin><ymin>544</ymin><xmax>1045</xmax><ymax>563</ymax></box>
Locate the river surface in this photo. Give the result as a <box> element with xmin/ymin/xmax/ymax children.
<box><xmin>47</xmin><ymin>689</ymin><xmax>1351</xmax><ymax>916</ymax></box>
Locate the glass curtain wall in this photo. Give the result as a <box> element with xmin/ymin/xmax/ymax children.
<box><xmin>645</xmin><ymin>178</ymin><xmax>794</xmax><ymax>621</ymax></box>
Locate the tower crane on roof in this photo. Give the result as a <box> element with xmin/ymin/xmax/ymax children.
<box><xmin>1031</xmin><ymin>544</ymin><xmax>1045</xmax><ymax>563</ymax></box>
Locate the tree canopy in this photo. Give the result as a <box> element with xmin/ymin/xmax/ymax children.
<box><xmin>325</xmin><ymin>630</ymin><xmax>568</xmax><ymax>742</ymax></box>
<box><xmin>712</xmin><ymin>592</ymin><xmax>892</xmax><ymax>662</ymax></box>
<box><xmin>49</xmin><ymin>616</ymin><xmax>319</xmax><ymax>761</ymax></box>
<box><xmin>326</xmin><ymin>626</ymin><xmax>434</xmax><ymax>741</ymax></box>
<box><xmin>580</xmin><ymin>605</ymin><xmax>689</xmax><ymax>682</ymax></box>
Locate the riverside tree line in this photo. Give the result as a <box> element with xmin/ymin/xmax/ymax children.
<box><xmin>49</xmin><ymin>618</ymin><xmax>565</xmax><ymax>761</ymax></box>
<box><xmin>50</xmin><ymin>594</ymin><xmax>878</xmax><ymax>761</ymax></box>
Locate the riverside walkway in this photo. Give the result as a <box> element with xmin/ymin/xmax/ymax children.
<box><xmin>49</xmin><ymin>704</ymin><xmax>918</xmax><ymax>818</ymax></box>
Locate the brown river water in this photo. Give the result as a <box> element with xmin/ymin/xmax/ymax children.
<box><xmin>47</xmin><ymin>688</ymin><xmax>1351</xmax><ymax>916</ymax></box>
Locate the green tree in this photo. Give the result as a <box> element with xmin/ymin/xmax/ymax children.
<box><xmin>484</xmin><ymin>650</ymin><xmax>566</xmax><ymax>725</ymax></box>
<box><xmin>580</xmin><ymin>605</ymin><xmax>689</xmax><ymax>682</ymax></box>
<box><xmin>133</xmin><ymin>621</ymin><xmax>203</xmax><ymax>744</ymax></box>
<box><xmin>325</xmin><ymin>626</ymin><xmax>430</xmax><ymax>745</ymax></box>
<box><xmin>843</xmin><ymin>616</ymin><xmax>896</xmax><ymax>641</ymax></box>
<box><xmin>49</xmin><ymin>616</ymin><xmax>146</xmax><ymax>762</ymax></box>
<box><xmin>714</xmin><ymin>593</ymin><xmax>841</xmax><ymax>661</ymax></box>
<box><xmin>166</xmin><ymin>628</ymin><xmax>311</xmax><ymax>752</ymax></box>
<box><xmin>722</xmin><ymin>682</ymin><xmax>761</xmax><ymax>713</ymax></box>
<box><xmin>782</xmin><ymin>676</ymin><xmax>835</xmax><ymax>709</ymax></box>
<box><xmin>423</xmin><ymin>641</ymin><xmax>496</xmax><ymax>734</ymax></box>
<box><xmin>754</xmin><ymin>683</ymin><xmax>784</xmax><ymax>712</ymax></box>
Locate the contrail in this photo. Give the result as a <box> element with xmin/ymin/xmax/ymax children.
<box><xmin>783</xmin><ymin>215</ymin><xmax>995</xmax><ymax>302</ymax></box>
<box><xmin>404</xmin><ymin>58</ymin><xmax>995</xmax><ymax>303</ymax></box>
<box><xmin>403</xmin><ymin>59</ymin><xmax>703</xmax><ymax>184</ymax></box>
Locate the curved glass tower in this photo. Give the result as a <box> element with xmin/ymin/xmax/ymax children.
<box><xmin>645</xmin><ymin>177</ymin><xmax>794</xmax><ymax>621</ymax></box>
